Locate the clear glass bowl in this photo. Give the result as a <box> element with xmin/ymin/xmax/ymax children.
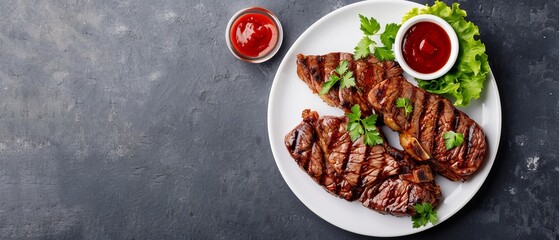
<box><xmin>225</xmin><ymin>7</ymin><xmax>283</xmax><ymax>63</ymax></box>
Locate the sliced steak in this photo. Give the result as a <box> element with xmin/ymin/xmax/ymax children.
<box><xmin>367</xmin><ymin>76</ymin><xmax>487</xmax><ymax>181</ymax></box>
<box><xmin>284</xmin><ymin>110</ymin><xmax>441</xmax><ymax>215</ymax></box>
<box><xmin>296</xmin><ymin>53</ymin><xmax>403</xmax><ymax>115</ymax></box>
<box><xmin>360</xmin><ymin>165</ymin><xmax>441</xmax><ymax>216</ymax></box>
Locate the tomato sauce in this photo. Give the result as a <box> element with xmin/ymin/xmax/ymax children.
<box><xmin>230</xmin><ymin>12</ymin><xmax>279</xmax><ymax>58</ymax></box>
<box><xmin>401</xmin><ymin>21</ymin><xmax>451</xmax><ymax>74</ymax></box>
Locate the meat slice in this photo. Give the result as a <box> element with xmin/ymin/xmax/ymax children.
<box><xmin>284</xmin><ymin>110</ymin><xmax>441</xmax><ymax>215</ymax></box>
<box><xmin>296</xmin><ymin>53</ymin><xmax>403</xmax><ymax>115</ymax></box>
<box><xmin>367</xmin><ymin>76</ymin><xmax>487</xmax><ymax>181</ymax></box>
<box><xmin>360</xmin><ymin>165</ymin><xmax>441</xmax><ymax>216</ymax></box>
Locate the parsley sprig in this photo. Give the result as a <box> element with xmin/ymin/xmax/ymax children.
<box><xmin>396</xmin><ymin>97</ymin><xmax>413</xmax><ymax>117</ymax></box>
<box><xmin>346</xmin><ymin>105</ymin><xmax>383</xmax><ymax>146</ymax></box>
<box><xmin>443</xmin><ymin>131</ymin><xmax>464</xmax><ymax>150</ymax></box>
<box><xmin>320</xmin><ymin>60</ymin><xmax>356</xmax><ymax>95</ymax></box>
<box><xmin>412</xmin><ymin>203</ymin><xmax>438</xmax><ymax>228</ymax></box>
<box><xmin>354</xmin><ymin>15</ymin><xmax>400</xmax><ymax>61</ymax></box>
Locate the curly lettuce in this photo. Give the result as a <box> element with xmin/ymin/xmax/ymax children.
<box><xmin>403</xmin><ymin>1</ymin><xmax>489</xmax><ymax>107</ymax></box>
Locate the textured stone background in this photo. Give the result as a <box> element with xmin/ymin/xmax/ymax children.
<box><xmin>0</xmin><ymin>0</ymin><xmax>556</xmax><ymax>239</ymax></box>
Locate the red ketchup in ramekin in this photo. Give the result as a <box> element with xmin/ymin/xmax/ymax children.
<box><xmin>394</xmin><ymin>14</ymin><xmax>459</xmax><ymax>80</ymax></box>
<box><xmin>401</xmin><ymin>21</ymin><xmax>452</xmax><ymax>74</ymax></box>
<box><xmin>226</xmin><ymin>7</ymin><xmax>283</xmax><ymax>63</ymax></box>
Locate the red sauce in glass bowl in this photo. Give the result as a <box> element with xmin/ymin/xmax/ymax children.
<box><xmin>401</xmin><ymin>21</ymin><xmax>451</xmax><ymax>74</ymax></box>
<box><xmin>226</xmin><ymin>7</ymin><xmax>282</xmax><ymax>63</ymax></box>
<box><xmin>230</xmin><ymin>13</ymin><xmax>278</xmax><ymax>58</ymax></box>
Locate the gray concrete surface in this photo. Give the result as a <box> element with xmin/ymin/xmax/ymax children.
<box><xmin>0</xmin><ymin>0</ymin><xmax>556</xmax><ymax>239</ymax></box>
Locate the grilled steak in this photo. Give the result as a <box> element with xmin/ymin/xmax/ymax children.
<box><xmin>361</xmin><ymin>166</ymin><xmax>441</xmax><ymax>216</ymax></box>
<box><xmin>367</xmin><ymin>76</ymin><xmax>487</xmax><ymax>181</ymax></box>
<box><xmin>296</xmin><ymin>53</ymin><xmax>403</xmax><ymax>115</ymax></box>
<box><xmin>284</xmin><ymin>110</ymin><xmax>441</xmax><ymax>215</ymax></box>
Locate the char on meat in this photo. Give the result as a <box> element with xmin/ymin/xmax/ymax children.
<box><xmin>361</xmin><ymin>167</ymin><xmax>441</xmax><ymax>216</ymax></box>
<box><xmin>296</xmin><ymin>53</ymin><xmax>403</xmax><ymax>115</ymax></box>
<box><xmin>284</xmin><ymin>109</ymin><xmax>441</xmax><ymax>216</ymax></box>
<box><xmin>367</xmin><ymin>76</ymin><xmax>487</xmax><ymax>181</ymax></box>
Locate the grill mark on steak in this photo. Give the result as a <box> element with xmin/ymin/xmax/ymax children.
<box><xmin>408</xmin><ymin>87</ymin><xmax>425</xmax><ymax>142</ymax></box>
<box><xmin>453</xmin><ymin>108</ymin><xmax>461</xmax><ymax>130</ymax></box>
<box><xmin>343</xmin><ymin>138</ymin><xmax>369</xmax><ymax>199</ymax></box>
<box><xmin>318</xmin><ymin>55</ymin><xmax>325</xmax><ymax>85</ymax></box>
<box><xmin>432</xmin><ymin>100</ymin><xmax>448</xmax><ymax>161</ymax></box>
<box><xmin>288</xmin><ymin>129</ymin><xmax>299</xmax><ymax>153</ymax></box>
<box><xmin>418</xmin><ymin>95</ymin><xmax>439</xmax><ymax>158</ymax></box>
<box><xmin>296</xmin><ymin>53</ymin><xmax>403</xmax><ymax>115</ymax></box>
<box><xmin>466</xmin><ymin>124</ymin><xmax>474</xmax><ymax>157</ymax></box>
<box><xmin>343</xmin><ymin>140</ymin><xmax>362</xmax><ymax>185</ymax></box>
<box><xmin>354</xmin><ymin>56</ymin><xmax>369</xmax><ymax>95</ymax></box>
<box><xmin>285</xmin><ymin>120</ymin><xmax>318</xmax><ymax>181</ymax></box>
<box><xmin>379</xmin><ymin>77</ymin><xmax>404</xmax><ymax>131</ymax></box>
<box><xmin>407</xmin><ymin>81</ymin><xmax>417</xmax><ymax>120</ymax></box>
<box><xmin>453</xmin><ymin>111</ymin><xmax>469</xmax><ymax>169</ymax></box>
<box><xmin>432</xmin><ymin>98</ymin><xmax>443</xmax><ymax>155</ymax></box>
<box><xmin>397</xmin><ymin>78</ymin><xmax>414</xmax><ymax>127</ymax></box>
<box><xmin>356</xmin><ymin>143</ymin><xmax>372</xmax><ymax>189</ymax></box>
<box><xmin>338</xmin><ymin>53</ymin><xmax>352</xmax><ymax>111</ymax></box>
<box><xmin>284</xmin><ymin>109</ymin><xmax>441</xmax><ymax>215</ymax></box>
<box><xmin>310</xmin><ymin>56</ymin><xmax>321</xmax><ymax>83</ymax></box>
<box><xmin>323</xmin><ymin>53</ymin><xmax>342</xmax><ymax>107</ymax></box>
<box><xmin>367</xmin><ymin>77</ymin><xmax>487</xmax><ymax>182</ymax></box>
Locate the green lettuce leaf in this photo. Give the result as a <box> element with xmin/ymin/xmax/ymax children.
<box><xmin>403</xmin><ymin>1</ymin><xmax>489</xmax><ymax>107</ymax></box>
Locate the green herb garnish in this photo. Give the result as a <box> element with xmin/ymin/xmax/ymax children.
<box><xmin>354</xmin><ymin>15</ymin><xmax>401</xmax><ymax>61</ymax></box>
<box><xmin>395</xmin><ymin>97</ymin><xmax>413</xmax><ymax>117</ymax></box>
<box><xmin>320</xmin><ymin>60</ymin><xmax>356</xmax><ymax>95</ymax></box>
<box><xmin>359</xmin><ymin>14</ymin><xmax>380</xmax><ymax>35</ymax></box>
<box><xmin>412</xmin><ymin>203</ymin><xmax>438</xmax><ymax>228</ymax></box>
<box><xmin>403</xmin><ymin>1</ymin><xmax>489</xmax><ymax>106</ymax></box>
<box><xmin>346</xmin><ymin>105</ymin><xmax>383</xmax><ymax>146</ymax></box>
<box><xmin>443</xmin><ymin>131</ymin><xmax>464</xmax><ymax>150</ymax></box>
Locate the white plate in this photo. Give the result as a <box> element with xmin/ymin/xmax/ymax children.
<box><xmin>267</xmin><ymin>0</ymin><xmax>502</xmax><ymax>237</ymax></box>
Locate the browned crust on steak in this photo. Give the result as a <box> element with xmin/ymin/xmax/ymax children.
<box><xmin>284</xmin><ymin>110</ymin><xmax>441</xmax><ymax>215</ymax></box>
<box><xmin>296</xmin><ymin>53</ymin><xmax>403</xmax><ymax>115</ymax></box>
<box><xmin>367</xmin><ymin>76</ymin><xmax>487</xmax><ymax>181</ymax></box>
<box><xmin>360</xmin><ymin>176</ymin><xmax>441</xmax><ymax>216</ymax></box>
